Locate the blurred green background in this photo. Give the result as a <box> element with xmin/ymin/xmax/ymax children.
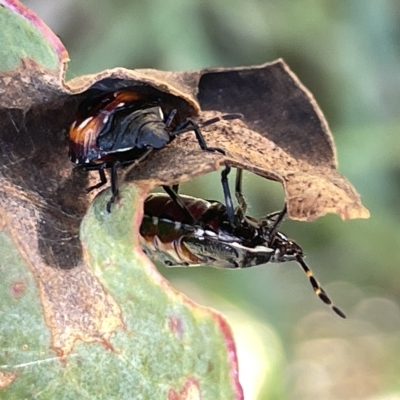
<box><xmin>23</xmin><ymin>0</ymin><xmax>400</xmax><ymax>398</ymax></box>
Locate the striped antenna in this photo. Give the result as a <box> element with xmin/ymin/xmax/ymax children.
<box><xmin>295</xmin><ymin>255</ymin><xmax>346</xmax><ymax>319</ymax></box>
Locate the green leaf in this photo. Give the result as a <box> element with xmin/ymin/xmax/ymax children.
<box><xmin>0</xmin><ymin>1</ymin><xmax>242</xmax><ymax>397</ymax></box>
<box><xmin>0</xmin><ymin>0</ymin><xmax>67</xmax><ymax>72</ymax></box>
<box><xmin>0</xmin><ymin>185</ymin><xmax>242</xmax><ymax>398</ymax></box>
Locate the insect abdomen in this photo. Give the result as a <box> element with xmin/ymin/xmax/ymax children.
<box><xmin>140</xmin><ymin>215</ymin><xmax>206</xmax><ymax>266</ymax></box>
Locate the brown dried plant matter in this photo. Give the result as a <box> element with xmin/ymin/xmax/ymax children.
<box><xmin>118</xmin><ymin>61</ymin><xmax>369</xmax><ymax>221</ymax></box>
<box><xmin>0</xmin><ymin>52</ymin><xmax>368</xmax><ymax>358</ymax></box>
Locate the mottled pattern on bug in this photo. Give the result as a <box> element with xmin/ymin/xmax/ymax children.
<box><xmin>140</xmin><ymin>193</ymin><xmax>346</xmax><ymax>318</ymax></box>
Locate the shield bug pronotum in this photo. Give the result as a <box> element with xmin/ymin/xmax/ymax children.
<box><xmin>68</xmin><ymin>88</ymin><xmax>242</xmax><ymax>211</ymax></box>
<box><xmin>140</xmin><ymin>167</ymin><xmax>345</xmax><ymax>318</ymax></box>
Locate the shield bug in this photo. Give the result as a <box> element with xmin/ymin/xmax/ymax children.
<box><xmin>69</xmin><ymin>89</ymin><xmax>242</xmax><ymax>211</ymax></box>
<box><xmin>140</xmin><ymin>190</ymin><xmax>346</xmax><ymax>318</ymax></box>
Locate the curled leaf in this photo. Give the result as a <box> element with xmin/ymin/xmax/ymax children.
<box><xmin>0</xmin><ymin>2</ymin><xmax>243</xmax><ymax>397</ymax></box>
<box><xmin>62</xmin><ymin>60</ymin><xmax>369</xmax><ymax>221</ymax></box>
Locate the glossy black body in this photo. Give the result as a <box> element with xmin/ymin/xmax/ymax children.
<box><xmin>69</xmin><ymin>90</ymin><xmax>174</xmax><ymax>166</ymax></box>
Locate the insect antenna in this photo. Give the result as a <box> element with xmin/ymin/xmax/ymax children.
<box><xmin>295</xmin><ymin>254</ymin><xmax>346</xmax><ymax>319</ymax></box>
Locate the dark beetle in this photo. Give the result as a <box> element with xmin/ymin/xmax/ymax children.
<box><xmin>140</xmin><ymin>193</ymin><xmax>346</xmax><ymax>318</ymax></box>
<box><xmin>69</xmin><ymin>89</ymin><xmax>241</xmax><ymax>210</ymax></box>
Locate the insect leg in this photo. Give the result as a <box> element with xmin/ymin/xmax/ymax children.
<box><xmin>258</xmin><ymin>205</ymin><xmax>288</xmax><ymax>241</ymax></box>
<box><xmin>107</xmin><ymin>148</ymin><xmax>154</xmax><ymax>212</ymax></box>
<box><xmin>267</xmin><ymin>205</ymin><xmax>287</xmax><ymax>239</ymax></box>
<box><xmin>74</xmin><ymin>162</ymin><xmax>109</xmax><ymax>193</ymax></box>
<box><xmin>162</xmin><ymin>185</ymin><xmax>197</xmax><ymax>224</ymax></box>
<box><xmin>295</xmin><ymin>254</ymin><xmax>346</xmax><ymax>319</ymax></box>
<box><xmin>235</xmin><ymin>168</ymin><xmax>247</xmax><ymax>214</ymax></box>
<box><xmin>92</xmin><ymin>169</ymin><xmax>107</xmax><ymax>192</ymax></box>
<box><xmin>221</xmin><ymin>166</ymin><xmax>236</xmax><ymax>224</ymax></box>
<box><xmin>171</xmin><ymin>113</ymin><xmax>242</xmax><ymax>154</ymax></box>
<box><xmin>164</xmin><ymin>109</ymin><xmax>178</xmax><ymax>129</ymax></box>
<box><xmin>174</xmin><ymin>118</ymin><xmax>225</xmax><ymax>154</ymax></box>
<box><xmin>106</xmin><ymin>161</ymin><xmax>121</xmax><ymax>213</ymax></box>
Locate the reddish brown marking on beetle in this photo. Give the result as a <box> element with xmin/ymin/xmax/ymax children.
<box><xmin>69</xmin><ymin>90</ymin><xmax>145</xmax><ymax>162</ymax></box>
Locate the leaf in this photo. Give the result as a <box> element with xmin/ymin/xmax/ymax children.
<box><xmin>0</xmin><ymin>0</ymin><xmax>369</xmax><ymax>397</ymax></box>
<box><xmin>0</xmin><ymin>0</ymin><xmax>369</xmax><ymax>223</ymax></box>
<box><xmin>120</xmin><ymin>62</ymin><xmax>369</xmax><ymax>221</ymax></box>
<box><xmin>0</xmin><ymin>185</ymin><xmax>241</xmax><ymax>398</ymax></box>
<box><xmin>198</xmin><ymin>63</ymin><xmax>369</xmax><ymax>221</ymax></box>
<box><xmin>0</xmin><ymin>0</ymin><xmax>68</xmax><ymax>108</ymax></box>
<box><xmin>64</xmin><ymin>60</ymin><xmax>369</xmax><ymax>221</ymax></box>
<box><xmin>0</xmin><ymin>2</ymin><xmax>242</xmax><ymax>398</ymax></box>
